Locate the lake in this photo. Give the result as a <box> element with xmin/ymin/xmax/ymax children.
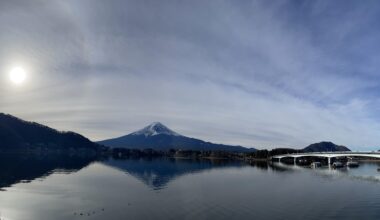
<box><xmin>0</xmin><ymin>155</ymin><xmax>380</xmax><ymax>220</ymax></box>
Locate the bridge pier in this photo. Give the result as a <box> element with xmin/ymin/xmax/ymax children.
<box><xmin>294</xmin><ymin>157</ymin><xmax>296</xmax><ymax>165</ymax></box>
<box><xmin>327</xmin><ymin>157</ymin><xmax>333</xmax><ymax>169</ymax></box>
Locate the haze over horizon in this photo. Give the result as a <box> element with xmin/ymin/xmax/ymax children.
<box><xmin>1</xmin><ymin>0</ymin><xmax>380</xmax><ymax>150</ymax></box>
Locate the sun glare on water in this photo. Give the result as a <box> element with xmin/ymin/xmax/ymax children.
<box><xmin>9</xmin><ymin>67</ymin><xmax>27</xmax><ymax>85</ymax></box>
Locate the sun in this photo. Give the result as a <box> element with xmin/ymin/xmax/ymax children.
<box><xmin>9</xmin><ymin>67</ymin><xmax>27</xmax><ymax>85</ymax></box>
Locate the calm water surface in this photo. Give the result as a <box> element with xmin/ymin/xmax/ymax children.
<box><xmin>0</xmin><ymin>155</ymin><xmax>380</xmax><ymax>220</ymax></box>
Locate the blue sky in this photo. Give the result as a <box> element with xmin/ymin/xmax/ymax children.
<box><xmin>1</xmin><ymin>0</ymin><xmax>380</xmax><ymax>150</ymax></box>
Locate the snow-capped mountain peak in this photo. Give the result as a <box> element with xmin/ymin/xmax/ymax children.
<box><xmin>131</xmin><ymin>122</ymin><xmax>181</xmax><ymax>137</ymax></box>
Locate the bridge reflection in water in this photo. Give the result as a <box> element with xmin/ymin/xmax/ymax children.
<box><xmin>271</xmin><ymin>152</ymin><xmax>380</xmax><ymax>165</ymax></box>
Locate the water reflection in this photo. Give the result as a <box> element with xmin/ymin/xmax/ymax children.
<box><xmin>0</xmin><ymin>156</ymin><xmax>380</xmax><ymax>220</ymax></box>
<box><xmin>0</xmin><ymin>154</ymin><xmax>96</xmax><ymax>190</ymax></box>
<box><xmin>271</xmin><ymin>161</ymin><xmax>380</xmax><ymax>183</ymax></box>
<box><xmin>103</xmin><ymin>157</ymin><xmax>245</xmax><ymax>190</ymax></box>
<box><xmin>0</xmin><ymin>153</ymin><xmax>379</xmax><ymax>192</ymax></box>
<box><xmin>248</xmin><ymin>160</ymin><xmax>294</xmax><ymax>172</ymax></box>
<box><xmin>0</xmin><ymin>154</ymin><xmax>380</xmax><ymax>190</ymax></box>
<box><xmin>0</xmin><ymin>154</ymin><xmax>247</xmax><ymax>191</ymax></box>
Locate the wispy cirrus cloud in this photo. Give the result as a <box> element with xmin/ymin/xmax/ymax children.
<box><xmin>1</xmin><ymin>0</ymin><xmax>380</xmax><ymax>149</ymax></box>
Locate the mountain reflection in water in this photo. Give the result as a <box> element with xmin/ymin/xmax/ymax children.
<box><xmin>0</xmin><ymin>154</ymin><xmax>96</xmax><ymax>190</ymax></box>
<box><xmin>1</xmin><ymin>154</ymin><xmax>379</xmax><ymax>192</ymax></box>
<box><xmin>0</xmin><ymin>154</ymin><xmax>350</xmax><ymax>192</ymax></box>
<box><xmin>0</xmin><ymin>155</ymin><xmax>380</xmax><ymax>220</ymax></box>
<box><xmin>102</xmin><ymin>157</ymin><xmax>246</xmax><ymax>190</ymax></box>
<box><xmin>0</xmin><ymin>154</ymin><xmax>250</xmax><ymax>191</ymax></box>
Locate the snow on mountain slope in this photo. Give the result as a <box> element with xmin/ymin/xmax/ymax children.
<box><xmin>131</xmin><ymin>122</ymin><xmax>181</xmax><ymax>137</ymax></box>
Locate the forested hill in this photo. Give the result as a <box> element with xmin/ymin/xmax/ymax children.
<box><xmin>0</xmin><ymin>113</ymin><xmax>100</xmax><ymax>150</ymax></box>
<box><xmin>303</xmin><ymin>141</ymin><xmax>350</xmax><ymax>152</ymax></box>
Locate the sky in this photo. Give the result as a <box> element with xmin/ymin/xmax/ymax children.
<box><xmin>1</xmin><ymin>0</ymin><xmax>380</xmax><ymax>150</ymax></box>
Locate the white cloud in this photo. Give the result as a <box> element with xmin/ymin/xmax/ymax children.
<box><xmin>1</xmin><ymin>0</ymin><xmax>380</xmax><ymax>150</ymax></box>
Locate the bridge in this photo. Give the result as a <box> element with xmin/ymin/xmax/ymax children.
<box><xmin>271</xmin><ymin>151</ymin><xmax>380</xmax><ymax>164</ymax></box>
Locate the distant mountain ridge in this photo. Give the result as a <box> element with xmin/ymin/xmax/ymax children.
<box><xmin>98</xmin><ymin>122</ymin><xmax>255</xmax><ymax>152</ymax></box>
<box><xmin>0</xmin><ymin>113</ymin><xmax>351</xmax><ymax>154</ymax></box>
<box><xmin>302</xmin><ymin>141</ymin><xmax>350</xmax><ymax>152</ymax></box>
<box><xmin>0</xmin><ymin>113</ymin><xmax>99</xmax><ymax>150</ymax></box>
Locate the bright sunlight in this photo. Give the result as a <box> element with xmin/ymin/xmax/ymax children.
<box><xmin>9</xmin><ymin>67</ymin><xmax>27</xmax><ymax>85</ymax></box>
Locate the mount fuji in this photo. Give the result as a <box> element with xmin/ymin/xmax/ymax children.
<box><xmin>98</xmin><ymin>122</ymin><xmax>255</xmax><ymax>152</ymax></box>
